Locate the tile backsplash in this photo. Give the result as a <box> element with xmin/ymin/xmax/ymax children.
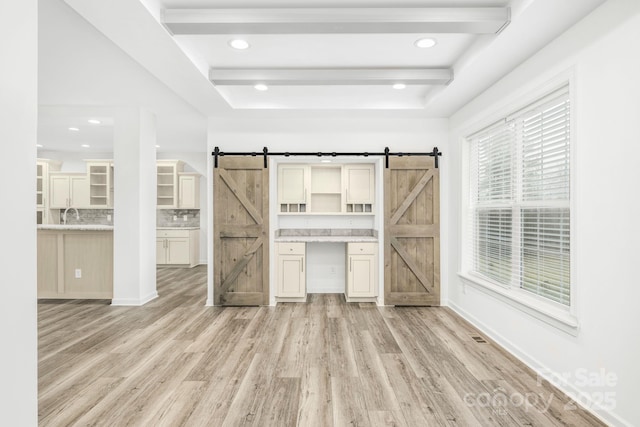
<box><xmin>58</xmin><ymin>208</ymin><xmax>200</xmax><ymax>227</ymax></box>
<box><xmin>157</xmin><ymin>209</ymin><xmax>200</xmax><ymax>227</ymax></box>
<box><xmin>60</xmin><ymin>209</ymin><xmax>114</xmax><ymax>225</ymax></box>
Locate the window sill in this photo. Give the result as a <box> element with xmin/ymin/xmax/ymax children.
<box><xmin>457</xmin><ymin>272</ymin><xmax>579</xmax><ymax>336</ymax></box>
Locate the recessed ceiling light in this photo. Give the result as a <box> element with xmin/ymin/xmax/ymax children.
<box><xmin>36</xmin><ymin>144</ymin><xmax>43</xmax><ymax>148</ymax></box>
<box><xmin>68</xmin><ymin>127</ymin><xmax>80</xmax><ymax>131</ymax></box>
<box><xmin>81</xmin><ymin>144</ymin><xmax>90</xmax><ymax>148</ymax></box>
<box><xmin>254</xmin><ymin>83</ymin><xmax>269</xmax><ymax>91</ymax></box>
<box><xmin>155</xmin><ymin>145</ymin><xmax>160</xmax><ymax>148</ymax></box>
<box><xmin>88</xmin><ymin>119</ymin><xmax>101</xmax><ymax>124</ymax></box>
<box><xmin>229</xmin><ymin>39</ymin><xmax>250</xmax><ymax>50</ymax></box>
<box><xmin>415</xmin><ymin>38</ymin><xmax>437</xmax><ymax>48</ymax></box>
<box><xmin>393</xmin><ymin>83</ymin><xmax>406</xmax><ymax>90</ymax></box>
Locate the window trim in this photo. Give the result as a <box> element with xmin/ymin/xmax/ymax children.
<box><xmin>458</xmin><ymin>72</ymin><xmax>579</xmax><ymax>334</ymax></box>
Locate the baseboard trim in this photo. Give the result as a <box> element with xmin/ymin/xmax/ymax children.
<box><xmin>447</xmin><ymin>301</ymin><xmax>631</xmax><ymax>427</ymax></box>
<box><xmin>205</xmin><ymin>298</ymin><xmax>214</xmax><ymax>307</ymax></box>
<box><xmin>111</xmin><ymin>291</ymin><xmax>158</xmax><ymax>306</ymax></box>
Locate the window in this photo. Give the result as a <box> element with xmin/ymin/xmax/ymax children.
<box><xmin>467</xmin><ymin>85</ymin><xmax>571</xmax><ymax>307</ymax></box>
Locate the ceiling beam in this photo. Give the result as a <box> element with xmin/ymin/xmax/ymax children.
<box><xmin>209</xmin><ymin>68</ymin><xmax>453</xmax><ymax>86</ymax></box>
<box><xmin>163</xmin><ymin>7</ymin><xmax>510</xmax><ymax>35</ymax></box>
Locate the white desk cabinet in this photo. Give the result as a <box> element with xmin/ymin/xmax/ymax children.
<box><xmin>276</xmin><ymin>242</ymin><xmax>306</xmax><ymax>298</ymax></box>
<box><xmin>346</xmin><ymin>242</ymin><xmax>377</xmax><ymax>301</ymax></box>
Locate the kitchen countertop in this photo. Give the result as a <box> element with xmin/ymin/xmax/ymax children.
<box><xmin>38</xmin><ymin>224</ymin><xmax>114</xmax><ymax>231</ymax></box>
<box><xmin>275</xmin><ymin>228</ymin><xmax>378</xmax><ymax>243</ymax></box>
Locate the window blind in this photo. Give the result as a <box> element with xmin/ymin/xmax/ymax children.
<box><xmin>468</xmin><ymin>85</ymin><xmax>571</xmax><ymax>306</ymax></box>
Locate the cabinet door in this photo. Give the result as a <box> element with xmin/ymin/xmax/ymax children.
<box><xmin>348</xmin><ymin>254</ymin><xmax>377</xmax><ymax>297</ymax></box>
<box><xmin>70</xmin><ymin>176</ymin><xmax>89</xmax><ymax>208</ymax></box>
<box><xmin>179</xmin><ymin>175</ymin><xmax>199</xmax><ymax>209</ymax></box>
<box><xmin>278</xmin><ymin>165</ymin><xmax>308</xmax><ymax>204</ymax></box>
<box><xmin>156</xmin><ymin>239</ymin><xmax>167</xmax><ymax>264</ymax></box>
<box><xmin>167</xmin><ymin>238</ymin><xmax>190</xmax><ymax>264</ymax></box>
<box><xmin>277</xmin><ymin>255</ymin><xmax>305</xmax><ymax>297</ymax></box>
<box><xmin>50</xmin><ymin>175</ymin><xmax>70</xmax><ymax>208</ymax></box>
<box><xmin>345</xmin><ymin>165</ymin><xmax>375</xmax><ymax>203</ymax></box>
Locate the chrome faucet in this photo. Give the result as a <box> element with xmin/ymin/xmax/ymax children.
<box><xmin>63</xmin><ymin>207</ymin><xmax>80</xmax><ymax>225</ymax></box>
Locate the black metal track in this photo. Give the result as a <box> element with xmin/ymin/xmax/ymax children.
<box><xmin>212</xmin><ymin>146</ymin><xmax>442</xmax><ymax>169</ymax></box>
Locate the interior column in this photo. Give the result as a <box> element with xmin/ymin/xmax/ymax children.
<box><xmin>112</xmin><ymin>108</ymin><xmax>158</xmax><ymax>305</ymax></box>
<box><xmin>0</xmin><ymin>1</ymin><xmax>38</xmax><ymax>423</ymax></box>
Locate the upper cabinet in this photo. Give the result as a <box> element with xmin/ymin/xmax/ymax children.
<box><xmin>86</xmin><ymin>160</ymin><xmax>114</xmax><ymax>208</ymax></box>
<box><xmin>156</xmin><ymin>160</ymin><xmax>183</xmax><ymax>208</ymax></box>
<box><xmin>157</xmin><ymin>160</ymin><xmax>201</xmax><ymax>209</ymax></box>
<box><xmin>277</xmin><ymin>163</ymin><xmax>375</xmax><ymax>215</ymax></box>
<box><xmin>278</xmin><ymin>164</ymin><xmax>309</xmax><ymax>213</ymax></box>
<box><xmin>49</xmin><ymin>173</ymin><xmax>89</xmax><ymax>209</ymax></box>
<box><xmin>37</xmin><ymin>159</ymin><xmax>61</xmax><ymax>224</ymax></box>
<box><xmin>178</xmin><ymin>173</ymin><xmax>200</xmax><ymax>209</ymax></box>
<box><xmin>345</xmin><ymin>164</ymin><xmax>374</xmax><ymax>213</ymax></box>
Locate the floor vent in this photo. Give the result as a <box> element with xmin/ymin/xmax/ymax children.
<box><xmin>471</xmin><ymin>336</ymin><xmax>487</xmax><ymax>344</ymax></box>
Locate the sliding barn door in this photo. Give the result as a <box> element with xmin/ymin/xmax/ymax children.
<box><xmin>213</xmin><ymin>157</ymin><xmax>269</xmax><ymax>306</ymax></box>
<box><xmin>384</xmin><ymin>157</ymin><xmax>440</xmax><ymax>306</ymax></box>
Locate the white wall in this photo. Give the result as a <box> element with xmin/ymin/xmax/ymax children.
<box><xmin>0</xmin><ymin>1</ymin><xmax>38</xmax><ymax>424</ymax></box>
<box><xmin>448</xmin><ymin>1</ymin><xmax>640</xmax><ymax>425</ymax></box>
<box><xmin>208</xmin><ymin>116</ymin><xmax>449</xmax><ymax>306</ymax></box>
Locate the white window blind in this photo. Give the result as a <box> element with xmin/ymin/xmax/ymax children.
<box><xmin>468</xmin><ymin>85</ymin><xmax>571</xmax><ymax>306</ymax></box>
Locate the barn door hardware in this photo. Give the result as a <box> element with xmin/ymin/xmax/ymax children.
<box><xmin>212</xmin><ymin>146</ymin><xmax>443</xmax><ymax>169</ymax></box>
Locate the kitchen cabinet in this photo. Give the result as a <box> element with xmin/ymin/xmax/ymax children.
<box><xmin>178</xmin><ymin>173</ymin><xmax>200</xmax><ymax>209</ymax></box>
<box><xmin>345</xmin><ymin>164</ymin><xmax>375</xmax><ymax>213</ymax></box>
<box><xmin>156</xmin><ymin>228</ymin><xmax>199</xmax><ymax>267</ymax></box>
<box><xmin>157</xmin><ymin>160</ymin><xmax>184</xmax><ymax>208</ymax></box>
<box><xmin>86</xmin><ymin>160</ymin><xmax>114</xmax><ymax>208</ymax></box>
<box><xmin>37</xmin><ymin>159</ymin><xmax>61</xmax><ymax>224</ymax></box>
<box><xmin>276</xmin><ymin>242</ymin><xmax>306</xmax><ymax>298</ymax></box>
<box><xmin>346</xmin><ymin>242</ymin><xmax>377</xmax><ymax>301</ymax></box>
<box><xmin>49</xmin><ymin>173</ymin><xmax>89</xmax><ymax>209</ymax></box>
<box><xmin>278</xmin><ymin>164</ymin><xmax>309</xmax><ymax>213</ymax></box>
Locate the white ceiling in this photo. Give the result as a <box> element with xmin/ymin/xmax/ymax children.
<box><xmin>38</xmin><ymin>0</ymin><xmax>607</xmax><ymax>151</ymax></box>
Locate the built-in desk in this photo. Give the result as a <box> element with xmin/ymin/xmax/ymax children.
<box><xmin>274</xmin><ymin>229</ymin><xmax>379</xmax><ymax>303</ymax></box>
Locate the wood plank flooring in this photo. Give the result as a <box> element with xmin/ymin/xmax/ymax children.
<box><xmin>38</xmin><ymin>266</ymin><xmax>604</xmax><ymax>426</ymax></box>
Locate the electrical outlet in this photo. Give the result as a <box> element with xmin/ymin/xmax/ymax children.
<box><xmin>183</xmin><ymin>215</ymin><xmax>188</xmax><ymax>221</ymax></box>
<box><xmin>173</xmin><ymin>215</ymin><xmax>178</xmax><ymax>221</ymax></box>
<box><xmin>107</xmin><ymin>214</ymin><xmax>112</xmax><ymax>222</ymax></box>
<box><xmin>74</xmin><ymin>269</ymin><xmax>82</xmax><ymax>279</ymax></box>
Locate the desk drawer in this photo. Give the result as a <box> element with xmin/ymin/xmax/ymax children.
<box><xmin>348</xmin><ymin>242</ymin><xmax>377</xmax><ymax>255</ymax></box>
<box><xmin>278</xmin><ymin>242</ymin><xmax>305</xmax><ymax>255</ymax></box>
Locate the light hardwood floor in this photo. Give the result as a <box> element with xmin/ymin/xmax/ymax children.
<box><xmin>38</xmin><ymin>266</ymin><xmax>604</xmax><ymax>426</ymax></box>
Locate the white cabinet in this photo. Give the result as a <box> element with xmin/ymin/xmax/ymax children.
<box><xmin>346</xmin><ymin>242</ymin><xmax>377</xmax><ymax>301</ymax></box>
<box><xmin>36</xmin><ymin>159</ymin><xmax>61</xmax><ymax>224</ymax></box>
<box><xmin>345</xmin><ymin>164</ymin><xmax>374</xmax><ymax>213</ymax></box>
<box><xmin>276</xmin><ymin>242</ymin><xmax>306</xmax><ymax>298</ymax></box>
<box><xmin>277</xmin><ymin>163</ymin><xmax>375</xmax><ymax>214</ymax></box>
<box><xmin>157</xmin><ymin>160</ymin><xmax>184</xmax><ymax>208</ymax></box>
<box><xmin>178</xmin><ymin>173</ymin><xmax>200</xmax><ymax>209</ymax></box>
<box><xmin>278</xmin><ymin>165</ymin><xmax>309</xmax><ymax>213</ymax></box>
<box><xmin>157</xmin><ymin>229</ymin><xmax>199</xmax><ymax>267</ymax></box>
<box><xmin>86</xmin><ymin>160</ymin><xmax>114</xmax><ymax>208</ymax></box>
<box><xmin>49</xmin><ymin>173</ymin><xmax>89</xmax><ymax>209</ymax></box>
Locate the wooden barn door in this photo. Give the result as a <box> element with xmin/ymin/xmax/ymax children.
<box><xmin>384</xmin><ymin>157</ymin><xmax>440</xmax><ymax>306</ymax></box>
<box><xmin>213</xmin><ymin>157</ymin><xmax>269</xmax><ymax>306</ymax></box>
